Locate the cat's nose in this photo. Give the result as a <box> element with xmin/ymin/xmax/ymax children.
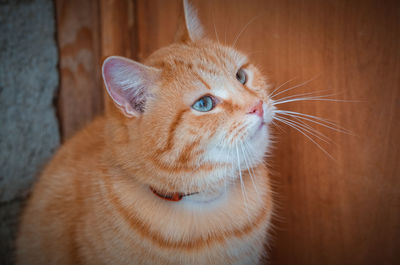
<box><xmin>247</xmin><ymin>100</ymin><xmax>264</xmax><ymax>117</ymax></box>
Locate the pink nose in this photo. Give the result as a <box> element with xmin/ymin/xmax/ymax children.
<box><xmin>247</xmin><ymin>100</ymin><xmax>264</xmax><ymax>117</ymax></box>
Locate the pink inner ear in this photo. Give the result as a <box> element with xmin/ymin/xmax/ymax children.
<box><xmin>102</xmin><ymin>56</ymin><xmax>150</xmax><ymax>116</ymax></box>
<box><xmin>103</xmin><ymin>59</ymin><xmax>130</xmax><ymax>107</ymax></box>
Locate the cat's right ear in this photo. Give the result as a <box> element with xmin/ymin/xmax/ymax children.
<box><xmin>175</xmin><ymin>0</ymin><xmax>205</xmax><ymax>42</ymax></box>
<box><xmin>102</xmin><ymin>56</ymin><xmax>160</xmax><ymax>117</ymax></box>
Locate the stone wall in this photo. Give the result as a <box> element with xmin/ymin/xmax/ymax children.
<box><xmin>0</xmin><ymin>0</ymin><xmax>60</xmax><ymax>264</ymax></box>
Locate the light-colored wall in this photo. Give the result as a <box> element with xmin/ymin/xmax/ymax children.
<box><xmin>0</xmin><ymin>0</ymin><xmax>59</xmax><ymax>264</ymax></box>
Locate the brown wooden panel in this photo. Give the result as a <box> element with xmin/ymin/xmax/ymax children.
<box><xmin>136</xmin><ymin>0</ymin><xmax>180</xmax><ymax>61</ymax></box>
<box><xmin>100</xmin><ymin>0</ymin><xmax>137</xmax><ymax>59</ymax></box>
<box><xmin>56</xmin><ymin>0</ymin><xmax>104</xmax><ymax>140</ymax></box>
<box><xmin>56</xmin><ymin>0</ymin><xmax>137</xmax><ymax>139</ymax></box>
<box><xmin>99</xmin><ymin>0</ymin><xmax>137</xmax><ymax>111</ymax></box>
<box><xmin>135</xmin><ymin>0</ymin><xmax>400</xmax><ymax>264</ymax></box>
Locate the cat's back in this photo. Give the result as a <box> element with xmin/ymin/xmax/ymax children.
<box><xmin>16</xmin><ymin>116</ymin><xmax>106</xmax><ymax>265</ymax></box>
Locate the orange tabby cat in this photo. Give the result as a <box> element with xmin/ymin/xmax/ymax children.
<box><xmin>16</xmin><ymin>1</ymin><xmax>275</xmax><ymax>264</ymax></box>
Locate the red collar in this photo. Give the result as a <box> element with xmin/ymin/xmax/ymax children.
<box><xmin>150</xmin><ymin>187</ymin><xmax>198</xmax><ymax>202</ymax></box>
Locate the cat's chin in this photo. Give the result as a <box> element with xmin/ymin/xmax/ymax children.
<box><xmin>245</xmin><ymin>124</ymin><xmax>270</xmax><ymax>161</ymax></box>
<box><xmin>249</xmin><ymin>122</ymin><xmax>266</xmax><ymax>141</ymax></box>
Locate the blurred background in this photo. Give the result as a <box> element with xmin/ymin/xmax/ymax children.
<box><xmin>0</xmin><ymin>0</ymin><xmax>399</xmax><ymax>264</ymax></box>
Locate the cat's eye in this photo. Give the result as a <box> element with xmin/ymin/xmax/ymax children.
<box><xmin>236</xmin><ymin>68</ymin><xmax>247</xmax><ymax>85</ymax></box>
<box><xmin>192</xmin><ymin>95</ymin><xmax>215</xmax><ymax>112</ymax></box>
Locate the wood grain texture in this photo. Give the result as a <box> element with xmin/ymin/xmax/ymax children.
<box><xmin>56</xmin><ymin>0</ymin><xmax>104</xmax><ymax>140</ymax></box>
<box><xmin>56</xmin><ymin>0</ymin><xmax>137</xmax><ymax>139</ymax></box>
<box><xmin>135</xmin><ymin>0</ymin><xmax>400</xmax><ymax>264</ymax></box>
<box><xmin>100</xmin><ymin>0</ymin><xmax>137</xmax><ymax>59</ymax></box>
<box><xmin>100</xmin><ymin>0</ymin><xmax>137</xmax><ymax>111</ymax></box>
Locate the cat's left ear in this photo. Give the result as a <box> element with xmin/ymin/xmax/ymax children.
<box><xmin>175</xmin><ymin>0</ymin><xmax>205</xmax><ymax>42</ymax></box>
<box><xmin>102</xmin><ymin>56</ymin><xmax>160</xmax><ymax>117</ymax></box>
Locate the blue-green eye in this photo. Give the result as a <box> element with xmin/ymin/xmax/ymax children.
<box><xmin>192</xmin><ymin>95</ymin><xmax>215</xmax><ymax>112</ymax></box>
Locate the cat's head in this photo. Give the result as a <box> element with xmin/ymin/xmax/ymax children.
<box><xmin>102</xmin><ymin>0</ymin><xmax>275</xmax><ymax>193</ymax></box>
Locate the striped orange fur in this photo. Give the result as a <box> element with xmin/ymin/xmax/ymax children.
<box><xmin>16</xmin><ymin>1</ymin><xmax>276</xmax><ymax>264</ymax></box>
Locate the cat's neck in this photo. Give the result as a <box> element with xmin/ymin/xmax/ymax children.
<box><xmin>103</xmin><ymin>162</ymin><xmax>264</xmax><ymax>209</ymax></box>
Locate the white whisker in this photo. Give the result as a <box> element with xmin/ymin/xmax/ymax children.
<box><xmin>275</xmin><ymin>110</ymin><xmax>352</xmax><ymax>135</ymax></box>
<box><xmin>271</xmin><ymin>119</ymin><xmax>285</xmax><ymax>133</ymax></box>
<box><xmin>272</xmin><ymin>89</ymin><xmax>335</xmax><ymax>104</ymax></box>
<box><xmin>276</xmin><ymin>116</ymin><xmax>331</xmax><ymax>144</ymax></box>
<box><xmin>273</xmin><ymin>93</ymin><xmax>338</xmax><ymax>103</ymax></box>
<box><xmin>232</xmin><ymin>16</ymin><xmax>259</xmax><ymax>48</ymax></box>
<box><xmin>269</xmin><ymin>77</ymin><xmax>298</xmax><ymax>98</ymax></box>
<box><xmin>273</xmin><ymin>116</ymin><xmax>336</xmax><ymax>161</ymax></box>
<box><xmin>275</xmin><ymin>110</ymin><xmax>344</xmax><ymax>128</ymax></box>
<box><xmin>271</xmin><ymin>75</ymin><xmax>320</xmax><ymax>99</ymax></box>
<box><xmin>239</xmin><ymin>141</ymin><xmax>260</xmax><ymax>201</ymax></box>
<box><xmin>212</xmin><ymin>11</ymin><xmax>220</xmax><ymax>45</ymax></box>
<box><xmin>288</xmin><ymin>115</ymin><xmax>333</xmax><ymax>142</ymax></box>
<box><xmin>243</xmin><ymin>141</ymin><xmax>263</xmax><ymax>200</ymax></box>
<box><xmin>273</xmin><ymin>96</ymin><xmax>357</xmax><ymax>105</ymax></box>
<box><xmin>235</xmin><ymin>143</ymin><xmax>251</xmax><ymax>222</ymax></box>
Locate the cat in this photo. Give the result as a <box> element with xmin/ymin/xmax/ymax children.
<box><xmin>16</xmin><ymin>1</ymin><xmax>276</xmax><ymax>264</ymax></box>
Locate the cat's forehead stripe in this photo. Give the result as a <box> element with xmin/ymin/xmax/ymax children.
<box><xmin>196</xmin><ymin>64</ymin><xmax>219</xmax><ymax>75</ymax></box>
<box><xmin>149</xmin><ymin>43</ymin><xmax>247</xmax><ymax>73</ymax></box>
<box><xmin>193</xmin><ymin>72</ymin><xmax>211</xmax><ymax>90</ymax></box>
<box><xmin>152</xmin><ymin>58</ymin><xmax>222</xmax><ymax>77</ymax></box>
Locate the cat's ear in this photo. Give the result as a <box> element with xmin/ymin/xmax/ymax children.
<box><xmin>102</xmin><ymin>56</ymin><xmax>159</xmax><ymax>117</ymax></box>
<box><xmin>175</xmin><ymin>0</ymin><xmax>204</xmax><ymax>42</ymax></box>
